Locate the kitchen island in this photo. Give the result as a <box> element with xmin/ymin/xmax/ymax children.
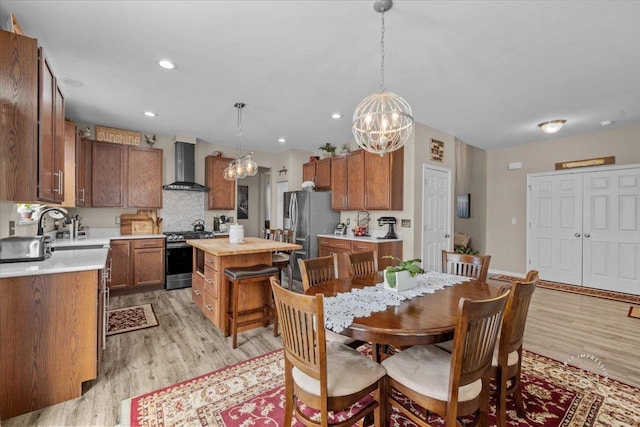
<box><xmin>187</xmin><ymin>237</ymin><xmax>301</xmax><ymax>333</ymax></box>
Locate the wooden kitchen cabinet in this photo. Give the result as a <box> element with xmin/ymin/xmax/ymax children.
<box><xmin>205</xmin><ymin>155</ymin><xmax>235</xmax><ymax>210</ymax></box>
<box><xmin>302</xmin><ymin>158</ymin><xmax>331</xmax><ymax>190</ymax></box>
<box><xmin>110</xmin><ymin>238</ymin><xmax>165</xmax><ymax>290</ymax></box>
<box><xmin>127</xmin><ymin>146</ymin><xmax>163</xmax><ymax>208</ymax></box>
<box><xmin>318</xmin><ymin>236</ymin><xmax>403</xmax><ymax>277</ymax></box>
<box><xmin>330</xmin><ymin>148</ymin><xmax>403</xmax><ymax>211</ymax></box>
<box><xmin>91</xmin><ymin>141</ymin><xmax>162</xmax><ymax>208</ymax></box>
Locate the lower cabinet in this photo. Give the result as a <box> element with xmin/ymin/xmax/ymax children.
<box><xmin>110</xmin><ymin>238</ymin><xmax>165</xmax><ymax>290</ymax></box>
<box><xmin>318</xmin><ymin>236</ymin><xmax>403</xmax><ymax>277</ymax></box>
<box><xmin>0</xmin><ymin>270</ymin><xmax>100</xmax><ymax>419</ymax></box>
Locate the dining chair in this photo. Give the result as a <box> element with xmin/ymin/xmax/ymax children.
<box><xmin>492</xmin><ymin>270</ymin><xmax>538</xmax><ymax>427</ymax></box>
<box><xmin>346</xmin><ymin>250</ymin><xmax>378</xmax><ymax>277</ymax></box>
<box><xmin>382</xmin><ymin>290</ymin><xmax>509</xmax><ymax>427</ymax></box>
<box><xmin>264</xmin><ymin>229</ymin><xmax>294</xmax><ymax>290</ymax></box>
<box><xmin>297</xmin><ymin>255</ymin><xmax>363</xmax><ymax>349</ymax></box>
<box><xmin>441</xmin><ymin>250</ymin><xmax>491</xmax><ymax>283</ymax></box>
<box><xmin>270</xmin><ymin>277</ymin><xmax>386</xmax><ymax>427</ymax></box>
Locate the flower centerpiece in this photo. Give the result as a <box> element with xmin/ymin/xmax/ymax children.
<box><xmin>382</xmin><ymin>256</ymin><xmax>425</xmax><ymax>292</ymax></box>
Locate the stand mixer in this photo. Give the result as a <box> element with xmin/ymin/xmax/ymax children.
<box><xmin>377</xmin><ymin>216</ymin><xmax>397</xmax><ymax>239</ymax></box>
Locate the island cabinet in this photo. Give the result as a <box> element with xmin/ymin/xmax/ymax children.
<box><xmin>0</xmin><ymin>270</ymin><xmax>100</xmax><ymax>419</ymax></box>
<box><xmin>331</xmin><ymin>148</ymin><xmax>403</xmax><ymax>211</ymax></box>
<box><xmin>205</xmin><ymin>155</ymin><xmax>235</xmax><ymax>209</ymax></box>
<box><xmin>91</xmin><ymin>141</ymin><xmax>163</xmax><ymax>208</ymax></box>
<box><xmin>302</xmin><ymin>158</ymin><xmax>331</xmax><ymax>190</ymax></box>
<box><xmin>0</xmin><ymin>30</ymin><xmax>69</xmax><ymax>203</ymax></box>
<box><xmin>318</xmin><ymin>236</ymin><xmax>403</xmax><ymax>277</ymax></box>
<box><xmin>109</xmin><ymin>238</ymin><xmax>165</xmax><ymax>290</ymax></box>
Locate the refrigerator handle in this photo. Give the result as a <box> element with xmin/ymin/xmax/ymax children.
<box><xmin>291</xmin><ymin>193</ymin><xmax>298</xmax><ymax>234</ymax></box>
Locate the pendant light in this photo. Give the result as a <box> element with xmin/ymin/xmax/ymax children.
<box><xmin>352</xmin><ymin>0</ymin><xmax>414</xmax><ymax>156</ymax></box>
<box><xmin>223</xmin><ymin>102</ymin><xmax>258</xmax><ymax>181</ymax></box>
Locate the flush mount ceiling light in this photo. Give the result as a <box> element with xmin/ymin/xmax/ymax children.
<box><xmin>223</xmin><ymin>102</ymin><xmax>258</xmax><ymax>181</ymax></box>
<box><xmin>537</xmin><ymin>119</ymin><xmax>566</xmax><ymax>134</ymax></box>
<box><xmin>331</xmin><ymin>113</ymin><xmax>342</xmax><ymax>119</ymax></box>
<box><xmin>352</xmin><ymin>0</ymin><xmax>414</xmax><ymax>156</ymax></box>
<box><xmin>144</xmin><ymin>111</ymin><xmax>157</xmax><ymax>117</ymax></box>
<box><xmin>278</xmin><ymin>137</ymin><xmax>286</xmax><ymax>144</ymax></box>
<box><xmin>158</xmin><ymin>59</ymin><xmax>177</xmax><ymax>70</ymax></box>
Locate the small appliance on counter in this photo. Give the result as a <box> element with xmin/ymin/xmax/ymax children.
<box><xmin>334</xmin><ymin>223</ymin><xmax>347</xmax><ymax>236</ymax></box>
<box><xmin>0</xmin><ymin>236</ymin><xmax>52</xmax><ymax>263</ymax></box>
<box><xmin>218</xmin><ymin>215</ymin><xmax>230</xmax><ymax>232</ymax></box>
<box><xmin>377</xmin><ymin>216</ymin><xmax>398</xmax><ymax>239</ymax></box>
<box><xmin>193</xmin><ymin>219</ymin><xmax>205</xmax><ymax>232</ymax></box>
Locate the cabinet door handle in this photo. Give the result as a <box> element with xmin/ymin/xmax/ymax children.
<box><xmin>54</xmin><ymin>171</ymin><xmax>62</xmax><ymax>194</ymax></box>
<box><xmin>79</xmin><ymin>188</ymin><xmax>85</xmax><ymax>202</ymax></box>
<box><xmin>205</xmin><ymin>278</ymin><xmax>213</xmax><ymax>285</ymax></box>
<box><xmin>59</xmin><ymin>171</ymin><xmax>63</xmax><ymax>195</ymax></box>
<box><xmin>205</xmin><ymin>304</ymin><xmax>214</xmax><ymax>312</ymax></box>
<box><xmin>193</xmin><ymin>289</ymin><xmax>201</xmax><ymax>296</ymax></box>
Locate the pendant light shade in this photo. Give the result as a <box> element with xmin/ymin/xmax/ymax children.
<box><xmin>353</xmin><ymin>0</ymin><xmax>414</xmax><ymax>155</ymax></box>
<box><xmin>224</xmin><ymin>102</ymin><xmax>258</xmax><ymax>181</ymax></box>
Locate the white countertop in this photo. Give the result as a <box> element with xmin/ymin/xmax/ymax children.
<box><xmin>317</xmin><ymin>234</ymin><xmax>403</xmax><ymax>243</ymax></box>
<box><xmin>0</xmin><ymin>248</ymin><xmax>109</xmax><ymax>279</ymax></box>
<box><xmin>50</xmin><ymin>228</ymin><xmax>165</xmax><ymax>248</ymax></box>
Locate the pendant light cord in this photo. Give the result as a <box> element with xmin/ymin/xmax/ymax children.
<box><xmin>380</xmin><ymin>10</ymin><xmax>386</xmax><ymax>92</ymax></box>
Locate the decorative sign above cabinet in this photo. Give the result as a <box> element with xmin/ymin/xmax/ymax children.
<box><xmin>96</xmin><ymin>125</ymin><xmax>141</xmax><ymax>145</ymax></box>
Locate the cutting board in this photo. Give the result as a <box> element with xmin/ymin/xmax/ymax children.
<box><xmin>131</xmin><ymin>219</ymin><xmax>155</xmax><ymax>235</ymax></box>
<box><xmin>120</xmin><ymin>214</ymin><xmax>152</xmax><ymax>235</ymax></box>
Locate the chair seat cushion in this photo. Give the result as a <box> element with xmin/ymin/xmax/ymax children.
<box><xmin>492</xmin><ymin>349</ymin><xmax>519</xmax><ymax>367</ymax></box>
<box><xmin>325</xmin><ymin>329</ymin><xmax>356</xmax><ymax>345</ymax></box>
<box><xmin>224</xmin><ymin>264</ymin><xmax>279</xmax><ymax>279</ymax></box>
<box><xmin>292</xmin><ymin>341</ymin><xmax>386</xmax><ymax>397</ymax></box>
<box><xmin>382</xmin><ymin>344</ymin><xmax>482</xmax><ymax>402</ymax></box>
<box><xmin>271</xmin><ymin>253</ymin><xmax>290</xmax><ymax>263</ymax></box>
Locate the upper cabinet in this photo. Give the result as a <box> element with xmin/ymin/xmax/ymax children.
<box><xmin>0</xmin><ymin>30</ymin><xmax>68</xmax><ymax>203</ymax></box>
<box><xmin>205</xmin><ymin>155</ymin><xmax>235</xmax><ymax>210</ymax></box>
<box><xmin>331</xmin><ymin>148</ymin><xmax>403</xmax><ymax>211</ymax></box>
<box><xmin>91</xmin><ymin>140</ymin><xmax>162</xmax><ymax>208</ymax></box>
<box><xmin>302</xmin><ymin>158</ymin><xmax>331</xmax><ymax>190</ymax></box>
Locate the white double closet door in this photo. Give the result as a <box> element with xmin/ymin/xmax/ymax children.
<box><xmin>527</xmin><ymin>164</ymin><xmax>640</xmax><ymax>295</ymax></box>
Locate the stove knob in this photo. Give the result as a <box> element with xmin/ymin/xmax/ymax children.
<box><xmin>178</xmin><ymin>234</ymin><xmax>184</xmax><ymax>240</ymax></box>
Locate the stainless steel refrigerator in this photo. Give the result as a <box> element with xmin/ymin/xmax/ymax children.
<box><xmin>284</xmin><ymin>190</ymin><xmax>340</xmax><ymax>281</ymax></box>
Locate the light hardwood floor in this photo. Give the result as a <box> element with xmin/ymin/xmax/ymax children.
<box><xmin>4</xmin><ymin>280</ymin><xmax>639</xmax><ymax>426</ymax></box>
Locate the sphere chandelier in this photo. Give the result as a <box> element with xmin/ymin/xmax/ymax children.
<box><xmin>223</xmin><ymin>102</ymin><xmax>258</xmax><ymax>181</ymax></box>
<box><xmin>352</xmin><ymin>0</ymin><xmax>414</xmax><ymax>156</ymax></box>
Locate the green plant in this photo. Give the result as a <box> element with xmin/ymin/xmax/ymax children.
<box><xmin>382</xmin><ymin>255</ymin><xmax>425</xmax><ymax>277</ymax></box>
<box><xmin>318</xmin><ymin>143</ymin><xmax>336</xmax><ymax>154</ymax></box>
<box><xmin>454</xmin><ymin>246</ymin><xmax>478</xmax><ymax>255</ymax></box>
<box><xmin>17</xmin><ymin>203</ymin><xmax>33</xmax><ymax>212</ymax></box>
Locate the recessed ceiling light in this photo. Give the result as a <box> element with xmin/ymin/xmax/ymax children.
<box><xmin>331</xmin><ymin>113</ymin><xmax>342</xmax><ymax>119</ymax></box>
<box><xmin>60</xmin><ymin>77</ymin><xmax>84</xmax><ymax>87</ymax></box>
<box><xmin>537</xmin><ymin>119</ymin><xmax>566</xmax><ymax>134</ymax></box>
<box><xmin>158</xmin><ymin>59</ymin><xmax>177</xmax><ymax>70</ymax></box>
<box><xmin>278</xmin><ymin>138</ymin><xmax>286</xmax><ymax>144</ymax></box>
<box><xmin>600</xmin><ymin>120</ymin><xmax>614</xmax><ymax>126</ymax></box>
<box><xmin>144</xmin><ymin>111</ymin><xmax>157</xmax><ymax>117</ymax></box>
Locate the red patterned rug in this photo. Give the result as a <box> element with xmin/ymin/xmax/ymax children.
<box><xmin>490</xmin><ymin>275</ymin><xmax>640</xmax><ymax>304</ymax></box>
<box><xmin>119</xmin><ymin>348</ymin><xmax>640</xmax><ymax>426</ymax></box>
<box><xmin>107</xmin><ymin>304</ymin><xmax>158</xmax><ymax>336</ymax></box>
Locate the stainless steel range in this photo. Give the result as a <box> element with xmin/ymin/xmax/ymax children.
<box><xmin>164</xmin><ymin>230</ymin><xmax>214</xmax><ymax>290</ymax></box>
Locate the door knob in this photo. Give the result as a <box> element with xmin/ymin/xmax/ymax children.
<box><xmin>575</xmin><ymin>233</ymin><xmax>581</xmax><ymax>237</ymax></box>
<box><xmin>584</xmin><ymin>233</ymin><xmax>591</xmax><ymax>238</ymax></box>
<box><xmin>444</xmin><ymin>234</ymin><xmax>450</xmax><ymax>238</ymax></box>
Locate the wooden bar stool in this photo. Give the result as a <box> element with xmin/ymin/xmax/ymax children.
<box><xmin>224</xmin><ymin>264</ymin><xmax>280</xmax><ymax>349</ymax></box>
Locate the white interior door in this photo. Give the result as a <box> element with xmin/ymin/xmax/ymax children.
<box><xmin>276</xmin><ymin>181</ymin><xmax>288</xmax><ymax>229</ymax></box>
<box><xmin>422</xmin><ymin>165</ymin><xmax>451</xmax><ymax>272</ymax></box>
<box><xmin>583</xmin><ymin>169</ymin><xmax>640</xmax><ymax>293</ymax></box>
<box><xmin>528</xmin><ymin>174</ymin><xmax>583</xmax><ymax>285</ymax></box>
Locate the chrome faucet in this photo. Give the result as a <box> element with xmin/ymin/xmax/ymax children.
<box><xmin>37</xmin><ymin>208</ymin><xmax>73</xmax><ymax>236</ymax></box>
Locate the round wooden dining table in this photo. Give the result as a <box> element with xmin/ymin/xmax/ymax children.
<box><xmin>305</xmin><ymin>272</ymin><xmax>504</xmax><ymax>348</ymax></box>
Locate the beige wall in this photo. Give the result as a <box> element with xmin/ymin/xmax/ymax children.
<box><xmin>486</xmin><ymin>124</ymin><xmax>640</xmax><ymax>274</ymax></box>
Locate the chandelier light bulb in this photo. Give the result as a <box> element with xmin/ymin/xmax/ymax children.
<box><xmin>223</xmin><ymin>165</ymin><xmax>235</xmax><ymax>181</ymax></box>
<box><xmin>243</xmin><ymin>157</ymin><xmax>259</xmax><ymax>176</ymax></box>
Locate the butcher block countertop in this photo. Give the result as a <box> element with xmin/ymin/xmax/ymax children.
<box><xmin>187</xmin><ymin>237</ymin><xmax>301</xmax><ymax>256</ymax></box>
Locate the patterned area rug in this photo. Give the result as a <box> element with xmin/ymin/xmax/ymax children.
<box><xmin>491</xmin><ymin>274</ymin><xmax>640</xmax><ymax>304</ymax></box>
<box><xmin>107</xmin><ymin>304</ymin><xmax>158</xmax><ymax>336</ymax></box>
<box><xmin>120</xmin><ymin>348</ymin><xmax>640</xmax><ymax>426</ymax></box>
<box><xmin>629</xmin><ymin>306</ymin><xmax>640</xmax><ymax>319</ymax></box>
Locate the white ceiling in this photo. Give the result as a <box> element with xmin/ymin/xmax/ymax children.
<box><xmin>2</xmin><ymin>1</ymin><xmax>639</xmax><ymax>154</ymax></box>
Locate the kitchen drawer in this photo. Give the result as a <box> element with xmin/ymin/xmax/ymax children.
<box><xmin>192</xmin><ymin>272</ymin><xmax>204</xmax><ymax>310</ymax></box>
<box><xmin>203</xmin><ymin>266</ymin><xmax>218</xmax><ymax>298</ymax></box>
<box><xmin>132</xmin><ymin>238</ymin><xmax>164</xmax><ymax>249</ymax></box>
<box><xmin>352</xmin><ymin>241</ymin><xmax>376</xmax><ymax>252</ymax></box>
<box><xmin>202</xmin><ymin>290</ymin><xmax>217</xmax><ymax>324</ymax></box>
<box><xmin>318</xmin><ymin>237</ymin><xmax>351</xmax><ymax>250</ymax></box>
<box><xmin>204</xmin><ymin>253</ymin><xmax>219</xmax><ymax>271</ymax></box>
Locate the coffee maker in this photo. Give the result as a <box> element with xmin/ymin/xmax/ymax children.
<box><xmin>377</xmin><ymin>216</ymin><xmax>397</xmax><ymax>239</ymax></box>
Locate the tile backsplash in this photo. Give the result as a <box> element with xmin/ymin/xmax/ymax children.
<box><xmin>160</xmin><ymin>190</ymin><xmax>205</xmax><ymax>232</ymax></box>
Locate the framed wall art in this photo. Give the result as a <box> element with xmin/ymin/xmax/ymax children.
<box><xmin>237</xmin><ymin>185</ymin><xmax>249</xmax><ymax>219</ymax></box>
<box><xmin>430</xmin><ymin>139</ymin><xmax>444</xmax><ymax>162</ymax></box>
<box><xmin>456</xmin><ymin>193</ymin><xmax>470</xmax><ymax>218</ymax></box>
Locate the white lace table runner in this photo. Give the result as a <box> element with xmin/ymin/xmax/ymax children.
<box><xmin>323</xmin><ymin>271</ymin><xmax>472</xmax><ymax>333</ymax></box>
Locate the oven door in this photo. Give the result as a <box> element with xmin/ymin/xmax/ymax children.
<box><xmin>165</xmin><ymin>243</ymin><xmax>193</xmax><ymax>289</ymax></box>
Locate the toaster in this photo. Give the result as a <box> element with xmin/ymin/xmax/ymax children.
<box><xmin>0</xmin><ymin>236</ymin><xmax>53</xmax><ymax>263</ymax></box>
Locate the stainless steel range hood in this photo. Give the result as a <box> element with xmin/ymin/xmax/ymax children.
<box><xmin>163</xmin><ymin>141</ymin><xmax>209</xmax><ymax>192</ymax></box>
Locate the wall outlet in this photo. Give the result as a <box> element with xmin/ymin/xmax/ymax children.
<box><xmin>401</xmin><ymin>219</ymin><xmax>411</xmax><ymax>227</ymax></box>
<box><xmin>9</xmin><ymin>221</ymin><xmax>15</xmax><ymax>236</ymax></box>
<box><xmin>346</xmin><ymin>218</ymin><xmax>350</xmax><ymax>225</ymax></box>
<box><xmin>115</xmin><ymin>216</ymin><xmax>120</xmax><ymax>224</ymax></box>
